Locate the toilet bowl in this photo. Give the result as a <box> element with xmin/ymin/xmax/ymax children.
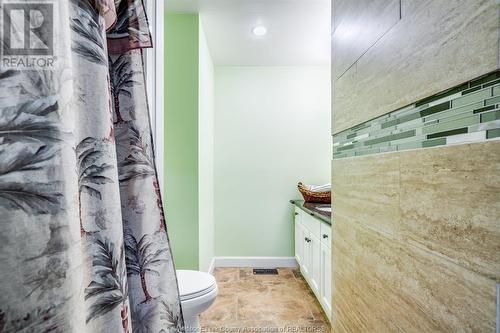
<box><xmin>177</xmin><ymin>270</ymin><xmax>218</xmax><ymax>331</ymax></box>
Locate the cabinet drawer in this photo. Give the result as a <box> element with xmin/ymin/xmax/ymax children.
<box><xmin>302</xmin><ymin>212</ymin><xmax>321</xmax><ymax>238</ymax></box>
<box><xmin>294</xmin><ymin>206</ymin><xmax>302</xmax><ymax>224</ymax></box>
<box><xmin>320</xmin><ymin>222</ymin><xmax>331</xmax><ymax>248</ymax></box>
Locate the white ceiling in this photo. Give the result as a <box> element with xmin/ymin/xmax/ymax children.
<box><xmin>165</xmin><ymin>0</ymin><xmax>331</xmax><ymax>66</ymax></box>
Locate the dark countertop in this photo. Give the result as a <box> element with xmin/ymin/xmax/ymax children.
<box><xmin>290</xmin><ymin>200</ymin><xmax>332</xmax><ymax>225</ymax></box>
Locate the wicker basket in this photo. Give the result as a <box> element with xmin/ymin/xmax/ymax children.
<box><xmin>297</xmin><ymin>182</ymin><xmax>331</xmax><ymax>203</ymax></box>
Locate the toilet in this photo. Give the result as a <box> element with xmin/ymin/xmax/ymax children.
<box><xmin>176</xmin><ymin>270</ymin><xmax>218</xmax><ymax>330</ymax></box>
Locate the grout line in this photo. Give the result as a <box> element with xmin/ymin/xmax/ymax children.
<box><xmin>496</xmin><ymin>283</ymin><xmax>499</xmax><ymax>333</ymax></box>
<box><xmin>235</xmin><ymin>294</ymin><xmax>239</xmax><ymax>321</ymax></box>
<box><xmin>236</xmin><ymin>268</ymin><xmax>240</xmax><ymax>321</ymax></box>
<box><xmin>335</xmin><ymin>10</ymin><xmax>399</xmax><ymax>81</ymax></box>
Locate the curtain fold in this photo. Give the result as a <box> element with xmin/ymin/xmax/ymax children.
<box><xmin>0</xmin><ymin>1</ymin><xmax>184</xmax><ymax>332</ymax></box>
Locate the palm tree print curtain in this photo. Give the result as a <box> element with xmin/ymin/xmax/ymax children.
<box><xmin>0</xmin><ymin>1</ymin><xmax>184</xmax><ymax>332</ymax></box>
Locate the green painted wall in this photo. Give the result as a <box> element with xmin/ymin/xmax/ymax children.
<box><xmin>214</xmin><ymin>67</ymin><xmax>331</xmax><ymax>257</ymax></box>
<box><xmin>165</xmin><ymin>14</ymin><xmax>199</xmax><ymax>270</ymax></box>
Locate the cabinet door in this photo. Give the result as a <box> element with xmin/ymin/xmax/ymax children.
<box><xmin>294</xmin><ymin>211</ymin><xmax>303</xmax><ymax>266</ymax></box>
<box><xmin>299</xmin><ymin>224</ymin><xmax>310</xmax><ymax>280</ymax></box>
<box><xmin>294</xmin><ymin>206</ymin><xmax>302</xmax><ymax>223</ymax></box>
<box><xmin>308</xmin><ymin>233</ymin><xmax>321</xmax><ymax>297</ymax></box>
<box><xmin>320</xmin><ymin>242</ymin><xmax>332</xmax><ymax>320</ymax></box>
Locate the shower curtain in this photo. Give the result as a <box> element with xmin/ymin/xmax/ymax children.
<box><xmin>0</xmin><ymin>1</ymin><xmax>184</xmax><ymax>332</ymax></box>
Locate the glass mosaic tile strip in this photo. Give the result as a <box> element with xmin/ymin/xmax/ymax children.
<box><xmin>332</xmin><ymin>71</ymin><xmax>500</xmax><ymax>159</ymax></box>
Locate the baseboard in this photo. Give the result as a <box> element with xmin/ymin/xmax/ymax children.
<box><xmin>207</xmin><ymin>257</ymin><xmax>216</xmax><ymax>275</ymax></box>
<box><xmin>212</xmin><ymin>256</ymin><xmax>297</xmax><ymax>269</ymax></box>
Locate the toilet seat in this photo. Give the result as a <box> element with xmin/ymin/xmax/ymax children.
<box><xmin>177</xmin><ymin>270</ymin><xmax>217</xmax><ymax>301</ymax></box>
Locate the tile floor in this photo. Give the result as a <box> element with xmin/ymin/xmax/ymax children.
<box><xmin>200</xmin><ymin>268</ymin><xmax>331</xmax><ymax>333</ymax></box>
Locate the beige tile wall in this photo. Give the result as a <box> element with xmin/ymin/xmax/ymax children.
<box><xmin>331</xmin><ymin>0</ymin><xmax>499</xmax><ymax>134</ymax></box>
<box><xmin>331</xmin><ymin>141</ymin><xmax>500</xmax><ymax>332</ymax></box>
<box><xmin>399</xmin><ymin>143</ymin><xmax>500</xmax><ymax>279</ymax></box>
<box><xmin>331</xmin><ymin>0</ymin><xmax>400</xmax><ymax>80</ymax></box>
<box><xmin>332</xmin><ymin>215</ymin><xmax>497</xmax><ymax>332</ymax></box>
<box><xmin>331</xmin><ymin>0</ymin><xmax>500</xmax><ymax>330</ymax></box>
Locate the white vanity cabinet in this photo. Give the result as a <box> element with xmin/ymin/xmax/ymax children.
<box><xmin>294</xmin><ymin>206</ymin><xmax>332</xmax><ymax>321</ymax></box>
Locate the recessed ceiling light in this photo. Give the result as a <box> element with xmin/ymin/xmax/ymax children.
<box><xmin>252</xmin><ymin>25</ymin><xmax>267</xmax><ymax>36</ymax></box>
